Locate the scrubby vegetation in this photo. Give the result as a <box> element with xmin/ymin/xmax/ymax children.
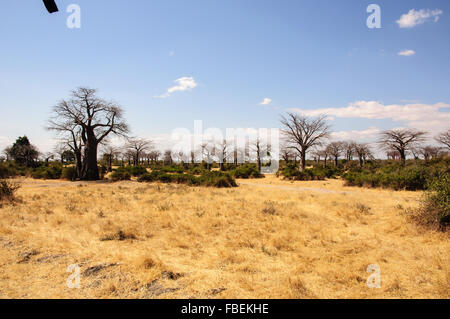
<box><xmin>110</xmin><ymin>167</ymin><xmax>132</xmax><ymax>181</ymax></box>
<box><xmin>230</xmin><ymin>164</ymin><xmax>264</xmax><ymax>179</ymax></box>
<box><xmin>61</xmin><ymin>166</ymin><xmax>78</xmax><ymax>181</ymax></box>
<box><xmin>138</xmin><ymin>169</ymin><xmax>237</xmax><ymax>188</ymax></box>
<box><xmin>411</xmin><ymin>173</ymin><xmax>449</xmax><ymax>231</ymax></box>
<box><xmin>30</xmin><ymin>163</ymin><xmax>63</xmax><ymax>180</ymax></box>
<box><xmin>342</xmin><ymin>158</ymin><xmax>449</xmax><ymax>191</ymax></box>
<box><xmin>277</xmin><ymin>164</ymin><xmax>341</xmax><ymax>181</ymax></box>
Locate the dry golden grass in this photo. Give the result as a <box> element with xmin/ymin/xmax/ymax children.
<box><xmin>0</xmin><ymin>176</ymin><xmax>448</xmax><ymax>299</ymax></box>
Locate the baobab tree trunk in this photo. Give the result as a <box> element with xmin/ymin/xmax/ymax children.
<box><xmin>81</xmin><ymin>134</ymin><xmax>99</xmax><ymax>180</ymax></box>
<box><xmin>334</xmin><ymin>156</ymin><xmax>338</xmax><ymax>167</ymax></box>
<box><xmin>299</xmin><ymin>152</ymin><xmax>306</xmax><ymax>172</ymax></box>
<box><xmin>399</xmin><ymin>149</ymin><xmax>406</xmax><ymax>166</ymax></box>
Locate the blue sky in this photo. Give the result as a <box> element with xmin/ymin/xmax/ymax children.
<box><xmin>0</xmin><ymin>0</ymin><xmax>449</xmax><ymax>152</ymax></box>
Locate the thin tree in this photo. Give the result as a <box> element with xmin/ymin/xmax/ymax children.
<box><xmin>354</xmin><ymin>143</ymin><xmax>371</xmax><ymax>168</ymax></box>
<box><xmin>280</xmin><ymin>113</ymin><xmax>330</xmax><ymax>171</ymax></box>
<box><xmin>326</xmin><ymin>141</ymin><xmax>344</xmax><ymax>166</ymax></box>
<box><xmin>48</xmin><ymin>87</ymin><xmax>129</xmax><ymax>180</ymax></box>
<box><xmin>102</xmin><ymin>144</ymin><xmax>122</xmax><ymax>172</ymax></box>
<box><xmin>378</xmin><ymin>129</ymin><xmax>427</xmax><ymax>166</ymax></box>
<box><xmin>343</xmin><ymin>141</ymin><xmax>356</xmax><ymax>161</ymax></box>
<box><xmin>126</xmin><ymin>138</ymin><xmax>152</xmax><ymax>166</ymax></box>
<box><xmin>435</xmin><ymin>130</ymin><xmax>450</xmax><ymax>150</ymax></box>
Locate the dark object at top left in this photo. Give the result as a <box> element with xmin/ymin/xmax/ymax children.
<box><xmin>43</xmin><ymin>0</ymin><xmax>59</xmax><ymax>13</ymax></box>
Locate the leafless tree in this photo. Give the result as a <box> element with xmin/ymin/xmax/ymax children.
<box><xmin>343</xmin><ymin>141</ymin><xmax>356</xmax><ymax>161</ymax></box>
<box><xmin>43</xmin><ymin>152</ymin><xmax>55</xmax><ymax>164</ymax></box>
<box><xmin>280</xmin><ymin>144</ymin><xmax>294</xmax><ymax>164</ymax></box>
<box><xmin>378</xmin><ymin>129</ymin><xmax>427</xmax><ymax>166</ymax></box>
<box><xmin>280</xmin><ymin>113</ymin><xmax>330</xmax><ymax>171</ymax></box>
<box><xmin>354</xmin><ymin>143</ymin><xmax>372</xmax><ymax>167</ymax></box>
<box><xmin>419</xmin><ymin>146</ymin><xmax>442</xmax><ymax>161</ymax></box>
<box><xmin>48</xmin><ymin>87</ymin><xmax>129</xmax><ymax>180</ymax></box>
<box><xmin>2</xmin><ymin>147</ymin><xmax>11</xmax><ymax>161</ymax></box>
<box><xmin>201</xmin><ymin>143</ymin><xmax>216</xmax><ymax>170</ymax></box>
<box><xmin>216</xmin><ymin>139</ymin><xmax>229</xmax><ymax>171</ymax></box>
<box><xmin>126</xmin><ymin>138</ymin><xmax>152</xmax><ymax>166</ymax></box>
<box><xmin>148</xmin><ymin>150</ymin><xmax>162</xmax><ymax>164</ymax></box>
<box><xmin>163</xmin><ymin>150</ymin><xmax>173</xmax><ymax>165</ymax></box>
<box><xmin>326</xmin><ymin>141</ymin><xmax>344</xmax><ymax>166</ymax></box>
<box><xmin>102</xmin><ymin>144</ymin><xmax>122</xmax><ymax>172</ymax></box>
<box><xmin>435</xmin><ymin>130</ymin><xmax>450</xmax><ymax>150</ymax></box>
<box><xmin>249</xmin><ymin>137</ymin><xmax>267</xmax><ymax>173</ymax></box>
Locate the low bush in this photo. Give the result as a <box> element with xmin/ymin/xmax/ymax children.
<box><xmin>198</xmin><ymin>171</ymin><xmax>237</xmax><ymax>188</ymax></box>
<box><xmin>159</xmin><ymin>165</ymin><xmax>185</xmax><ymax>174</ymax></box>
<box><xmin>30</xmin><ymin>163</ymin><xmax>62</xmax><ymax>179</ymax></box>
<box><xmin>110</xmin><ymin>169</ymin><xmax>131</xmax><ymax>181</ymax></box>
<box><xmin>231</xmin><ymin>164</ymin><xmax>264</xmax><ymax>179</ymax></box>
<box><xmin>342</xmin><ymin>160</ymin><xmax>448</xmax><ymax>191</ymax></box>
<box><xmin>411</xmin><ymin>174</ymin><xmax>449</xmax><ymax>231</ymax></box>
<box><xmin>138</xmin><ymin>170</ymin><xmax>236</xmax><ymax>188</ymax></box>
<box><xmin>277</xmin><ymin>165</ymin><xmax>330</xmax><ymax>181</ymax></box>
<box><xmin>61</xmin><ymin>166</ymin><xmax>78</xmax><ymax>181</ymax></box>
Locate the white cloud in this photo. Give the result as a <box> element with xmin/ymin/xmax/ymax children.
<box><xmin>259</xmin><ymin>98</ymin><xmax>272</xmax><ymax>105</ymax></box>
<box><xmin>330</xmin><ymin>127</ymin><xmax>380</xmax><ymax>142</ymax></box>
<box><xmin>289</xmin><ymin>101</ymin><xmax>450</xmax><ymax>134</ymax></box>
<box><xmin>398</xmin><ymin>49</ymin><xmax>415</xmax><ymax>56</ymax></box>
<box><xmin>396</xmin><ymin>9</ymin><xmax>443</xmax><ymax>28</ymax></box>
<box><xmin>169</xmin><ymin>51</ymin><xmax>175</xmax><ymax>56</ymax></box>
<box><xmin>155</xmin><ymin>76</ymin><xmax>197</xmax><ymax>98</ymax></box>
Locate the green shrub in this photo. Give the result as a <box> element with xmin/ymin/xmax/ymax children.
<box><xmin>129</xmin><ymin>166</ymin><xmax>148</xmax><ymax>176</ymax></box>
<box><xmin>198</xmin><ymin>171</ymin><xmax>237</xmax><ymax>187</ymax></box>
<box><xmin>411</xmin><ymin>174</ymin><xmax>449</xmax><ymax>231</ymax></box>
<box><xmin>61</xmin><ymin>166</ymin><xmax>78</xmax><ymax>181</ymax></box>
<box><xmin>342</xmin><ymin>160</ymin><xmax>448</xmax><ymax>191</ymax></box>
<box><xmin>31</xmin><ymin>163</ymin><xmax>62</xmax><ymax>179</ymax></box>
<box><xmin>137</xmin><ymin>171</ymin><xmax>159</xmax><ymax>182</ymax></box>
<box><xmin>138</xmin><ymin>169</ymin><xmax>237</xmax><ymax>188</ymax></box>
<box><xmin>188</xmin><ymin>166</ymin><xmax>205</xmax><ymax>175</ymax></box>
<box><xmin>159</xmin><ymin>165</ymin><xmax>185</xmax><ymax>174</ymax></box>
<box><xmin>110</xmin><ymin>169</ymin><xmax>131</xmax><ymax>181</ymax></box>
<box><xmin>277</xmin><ymin>165</ymin><xmax>328</xmax><ymax>181</ymax></box>
<box><xmin>231</xmin><ymin>164</ymin><xmax>263</xmax><ymax>179</ymax></box>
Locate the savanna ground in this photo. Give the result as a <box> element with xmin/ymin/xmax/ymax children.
<box><xmin>0</xmin><ymin>175</ymin><xmax>448</xmax><ymax>299</ymax></box>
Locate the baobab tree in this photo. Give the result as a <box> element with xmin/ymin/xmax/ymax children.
<box><xmin>378</xmin><ymin>129</ymin><xmax>427</xmax><ymax>166</ymax></box>
<box><xmin>216</xmin><ymin>139</ymin><xmax>230</xmax><ymax>171</ymax></box>
<box><xmin>48</xmin><ymin>87</ymin><xmax>129</xmax><ymax>180</ymax></box>
<box><xmin>280</xmin><ymin>144</ymin><xmax>294</xmax><ymax>165</ymax></box>
<box><xmin>326</xmin><ymin>141</ymin><xmax>344</xmax><ymax>166</ymax></box>
<box><xmin>126</xmin><ymin>138</ymin><xmax>152</xmax><ymax>166</ymax></box>
<box><xmin>163</xmin><ymin>150</ymin><xmax>173</xmax><ymax>165</ymax></box>
<box><xmin>435</xmin><ymin>130</ymin><xmax>450</xmax><ymax>150</ymax></box>
<box><xmin>148</xmin><ymin>150</ymin><xmax>162</xmax><ymax>164</ymax></box>
<box><xmin>102</xmin><ymin>144</ymin><xmax>122</xmax><ymax>172</ymax></box>
<box><xmin>354</xmin><ymin>143</ymin><xmax>371</xmax><ymax>168</ymax></box>
<box><xmin>343</xmin><ymin>141</ymin><xmax>356</xmax><ymax>161</ymax></box>
<box><xmin>280</xmin><ymin>113</ymin><xmax>330</xmax><ymax>171</ymax></box>
<box><xmin>249</xmin><ymin>137</ymin><xmax>267</xmax><ymax>173</ymax></box>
